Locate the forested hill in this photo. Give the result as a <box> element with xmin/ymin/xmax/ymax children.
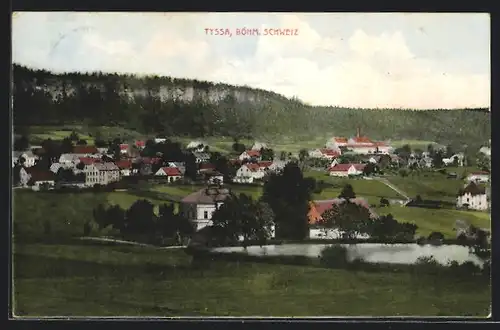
<box><xmin>13</xmin><ymin>64</ymin><xmax>490</xmax><ymax>147</ymax></box>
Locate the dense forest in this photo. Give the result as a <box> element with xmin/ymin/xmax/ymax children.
<box><xmin>12</xmin><ymin>64</ymin><xmax>491</xmax><ymax>148</ymax></box>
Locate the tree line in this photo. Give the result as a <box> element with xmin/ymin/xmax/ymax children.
<box><xmin>13</xmin><ymin>64</ymin><xmax>490</xmax><ymax>147</ymax></box>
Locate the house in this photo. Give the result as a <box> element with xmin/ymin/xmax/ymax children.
<box><xmin>154</xmin><ymin>166</ymin><xmax>182</xmax><ymax>182</ymax></box>
<box><xmin>238</xmin><ymin>150</ymin><xmax>262</xmax><ymax>161</ymax></box>
<box><xmin>49</xmin><ymin>162</ymin><xmax>75</xmax><ymax>174</ymax></box>
<box><xmin>119</xmin><ymin>144</ymin><xmax>129</xmax><ymax>154</ymax></box>
<box><xmin>233</xmin><ymin>162</ymin><xmax>268</xmax><ymax>183</ymax></box>
<box><xmin>23</xmin><ymin>167</ymin><xmax>56</xmax><ymax>191</ymax></box>
<box><xmin>167</xmin><ymin>162</ymin><xmax>186</xmax><ymax>175</ymax></box>
<box><xmin>115</xmin><ymin>160</ymin><xmax>134</xmax><ymax>177</ymax></box>
<box><xmin>187</xmin><ymin>140</ymin><xmax>207</xmax><ymax>152</ymax></box>
<box><xmin>479</xmin><ymin>146</ymin><xmax>491</xmax><ymax>157</ymax></box>
<box><xmin>308</xmin><ymin>199</ymin><xmax>376</xmax><ymax>239</ymax></box>
<box><xmin>198</xmin><ymin>163</ymin><xmax>217</xmax><ymax>174</ymax></box>
<box><xmin>84</xmin><ymin>162</ymin><xmax>120</xmax><ymax>187</ymax></box>
<box><xmin>308</xmin><ymin>148</ymin><xmax>340</xmax><ymax>160</ymax></box>
<box><xmin>154</xmin><ymin>137</ymin><xmax>167</xmax><ymax>144</ymax></box>
<box><xmin>78</xmin><ymin>157</ymin><xmax>102</xmax><ymax>166</ymax></box>
<box><xmin>457</xmin><ymin>182</ymin><xmax>489</xmax><ymax>211</ymax></box>
<box><xmin>443</xmin><ymin>153</ymin><xmax>465</xmax><ymax>166</ymax></box>
<box><xmin>204</xmin><ymin>171</ymin><xmax>224</xmax><ymax>185</ymax></box>
<box><xmin>326</xmin><ymin>137</ymin><xmax>348</xmax><ymax>149</ymax></box>
<box><xmin>12</xmin><ymin>151</ymin><xmax>38</xmax><ymax>167</ymax></box>
<box><xmin>466</xmin><ymin>171</ymin><xmax>490</xmax><ymax>183</ymax></box>
<box><xmin>72</xmin><ymin>145</ymin><xmax>99</xmax><ymax>157</ymax></box>
<box><xmin>327</xmin><ymin>164</ymin><xmax>366</xmax><ymax>177</ymax></box>
<box><xmin>135</xmin><ymin>141</ymin><xmax>145</xmax><ymax>150</ymax></box>
<box><xmin>192</xmin><ymin>151</ymin><xmax>211</xmax><ymax>164</ymax></box>
<box><xmin>251</xmin><ymin>142</ymin><xmax>268</xmax><ymax>150</ymax></box>
<box><xmin>180</xmin><ymin>187</ymin><xmax>232</xmax><ymax>231</ymax></box>
<box><xmin>58</xmin><ymin>153</ymin><xmax>81</xmax><ymax>165</ymax></box>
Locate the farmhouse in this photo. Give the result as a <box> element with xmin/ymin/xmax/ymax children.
<box><xmin>457</xmin><ymin>182</ymin><xmax>489</xmax><ymax>211</ymax></box>
<box><xmin>239</xmin><ymin>150</ymin><xmax>262</xmax><ymax>161</ymax></box>
<box><xmin>308</xmin><ymin>199</ymin><xmax>376</xmax><ymax>239</ymax></box>
<box><xmin>84</xmin><ymin>162</ymin><xmax>120</xmax><ymax>187</ymax></box>
<box><xmin>23</xmin><ymin>167</ymin><xmax>56</xmax><ymax>191</ymax></box>
<box><xmin>327</xmin><ymin>163</ymin><xmax>366</xmax><ymax>177</ymax></box>
<box><xmin>326</xmin><ymin>137</ymin><xmax>348</xmax><ymax>149</ymax></box>
<box><xmin>233</xmin><ymin>162</ymin><xmax>270</xmax><ymax>183</ymax></box>
<box><xmin>181</xmin><ymin>186</ymin><xmax>232</xmax><ymax>231</ymax></box>
<box><xmin>58</xmin><ymin>153</ymin><xmax>81</xmax><ymax>165</ymax></box>
<box><xmin>12</xmin><ymin>151</ymin><xmax>38</xmax><ymax>167</ymax></box>
<box><xmin>466</xmin><ymin>171</ymin><xmax>489</xmax><ymax>183</ymax></box>
<box><xmin>135</xmin><ymin>140</ymin><xmax>145</xmax><ymax>149</ymax></box>
<box><xmin>308</xmin><ymin>148</ymin><xmax>341</xmax><ymax>159</ymax></box>
<box><xmin>167</xmin><ymin>162</ymin><xmax>186</xmax><ymax>175</ymax></box>
<box><xmin>155</xmin><ymin>166</ymin><xmax>182</xmax><ymax>182</ymax></box>
<box><xmin>115</xmin><ymin>160</ymin><xmax>134</xmax><ymax>177</ymax></box>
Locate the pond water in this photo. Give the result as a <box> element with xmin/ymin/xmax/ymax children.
<box><xmin>211</xmin><ymin>243</ymin><xmax>484</xmax><ymax>267</ymax></box>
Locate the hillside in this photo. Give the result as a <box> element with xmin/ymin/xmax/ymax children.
<box><xmin>12</xmin><ymin>64</ymin><xmax>491</xmax><ymax>148</ymax></box>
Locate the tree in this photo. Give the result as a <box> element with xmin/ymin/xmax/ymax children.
<box><xmin>432</xmin><ymin>150</ymin><xmax>444</xmax><ymax>168</ymax></box>
<box><xmin>60</xmin><ymin>137</ymin><xmax>74</xmax><ymax>154</ymax></box>
<box><xmin>298</xmin><ymin>149</ymin><xmax>308</xmax><ymax>162</ymax></box>
<box><xmin>14</xmin><ymin>135</ymin><xmax>30</xmax><ymax>151</ymax></box>
<box><xmin>379</xmin><ymin>197</ymin><xmax>389</xmax><ymax>207</ymax></box>
<box><xmin>94</xmin><ymin>139</ymin><xmax>107</xmax><ymax>148</ymax></box>
<box><xmin>445</xmin><ymin>145</ymin><xmax>454</xmax><ymax>158</ymax></box>
<box><xmin>279</xmin><ymin>151</ymin><xmax>288</xmax><ymax>161</ymax></box>
<box><xmin>69</xmin><ymin>131</ymin><xmax>80</xmax><ymax>141</ymax></box>
<box><xmin>261</xmin><ymin>162</ymin><xmax>314</xmax><ymax>240</ymax></box>
<box><xmin>76</xmin><ymin>162</ymin><xmax>85</xmax><ymax>170</ymax></box>
<box><xmin>158</xmin><ymin>203</ymin><xmax>194</xmax><ymax>244</ymax></box>
<box><xmin>232</xmin><ymin>142</ymin><xmax>246</xmax><ymax>154</ymax></box>
<box><xmin>124</xmin><ymin>200</ymin><xmax>157</xmax><ymax>236</ymax></box>
<box><xmin>77</xmin><ymin>139</ymin><xmax>88</xmax><ymax>145</ymax></box>
<box><xmin>415</xmin><ymin>195</ymin><xmax>423</xmax><ymax>203</ymax></box>
<box><xmin>339</xmin><ymin>184</ymin><xmax>356</xmax><ymax>200</ymax></box>
<box><xmin>212</xmin><ymin>193</ymin><xmax>275</xmax><ymax>247</ymax></box>
<box><xmin>428</xmin><ymin>231</ymin><xmax>445</xmax><ymax>243</ymax></box>
<box><xmin>363</xmin><ymin>163</ymin><xmax>377</xmax><ymax>176</ymax></box>
<box><xmin>321</xmin><ymin>201</ymin><xmax>371</xmax><ymax>240</ymax></box>
<box><xmin>260</xmin><ymin>148</ymin><xmax>274</xmax><ymax>161</ymax></box>
<box><xmin>399</xmin><ymin>168</ymin><xmax>409</xmax><ymax>177</ymax></box>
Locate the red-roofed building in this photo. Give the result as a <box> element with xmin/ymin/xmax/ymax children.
<box><xmin>155</xmin><ymin>166</ymin><xmax>182</xmax><ymax>182</ymax></box>
<box><xmin>239</xmin><ymin>150</ymin><xmax>262</xmax><ymax>161</ymax></box>
<box><xmin>135</xmin><ymin>140</ymin><xmax>145</xmax><ymax>149</ymax></box>
<box><xmin>326</xmin><ymin>137</ymin><xmax>348</xmax><ymax>149</ymax></box>
<box><xmin>328</xmin><ymin>163</ymin><xmax>366</xmax><ymax>177</ymax></box>
<box><xmin>78</xmin><ymin>157</ymin><xmax>101</xmax><ymax>166</ymax></box>
<box><xmin>72</xmin><ymin>145</ymin><xmax>99</xmax><ymax>155</ymax></box>
<box><xmin>115</xmin><ymin>160</ymin><xmax>134</xmax><ymax>176</ymax></box>
<box><xmin>198</xmin><ymin>163</ymin><xmax>216</xmax><ymax>173</ymax></box>
<box><xmin>119</xmin><ymin>144</ymin><xmax>129</xmax><ymax>154</ymax></box>
<box><xmin>22</xmin><ymin>167</ymin><xmax>56</xmax><ymax>191</ymax></box>
<box><xmin>308</xmin><ymin>198</ymin><xmax>377</xmax><ymax>225</ymax></box>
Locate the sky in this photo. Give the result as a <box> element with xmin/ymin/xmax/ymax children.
<box><xmin>12</xmin><ymin>12</ymin><xmax>490</xmax><ymax>109</ymax></box>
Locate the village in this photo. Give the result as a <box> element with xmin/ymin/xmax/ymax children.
<box><xmin>12</xmin><ymin>127</ymin><xmax>491</xmax><ymax>242</ymax></box>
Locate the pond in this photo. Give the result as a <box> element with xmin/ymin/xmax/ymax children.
<box><xmin>211</xmin><ymin>243</ymin><xmax>484</xmax><ymax>267</ymax></box>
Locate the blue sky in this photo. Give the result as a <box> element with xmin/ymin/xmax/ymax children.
<box><xmin>12</xmin><ymin>12</ymin><xmax>490</xmax><ymax>109</ymax></box>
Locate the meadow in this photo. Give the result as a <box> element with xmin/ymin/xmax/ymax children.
<box><xmin>12</xmin><ymin>243</ymin><xmax>490</xmax><ymax>317</ymax></box>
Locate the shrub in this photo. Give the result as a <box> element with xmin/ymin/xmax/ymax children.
<box><xmin>319</xmin><ymin>245</ymin><xmax>349</xmax><ymax>268</ymax></box>
<box><xmin>427</xmin><ymin>231</ymin><xmax>444</xmax><ymax>245</ymax></box>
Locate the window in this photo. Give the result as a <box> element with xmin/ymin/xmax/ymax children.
<box><xmin>204</xmin><ymin>211</ymin><xmax>208</xmax><ymax>219</ymax></box>
<box><xmin>467</xmin><ymin>198</ymin><xmax>470</xmax><ymax>203</ymax></box>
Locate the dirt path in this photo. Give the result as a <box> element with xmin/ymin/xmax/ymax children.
<box><xmin>373</xmin><ymin>177</ymin><xmax>411</xmax><ymax>202</ymax></box>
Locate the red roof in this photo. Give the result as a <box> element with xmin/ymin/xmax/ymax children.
<box><xmin>351</xmin><ymin>136</ymin><xmax>374</xmax><ymax>144</ymax></box>
<box><xmin>244</xmin><ymin>150</ymin><xmax>261</xmax><ymax>157</ymax></box>
<box><xmin>258</xmin><ymin>161</ymin><xmax>273</xmax><ymax>168</ymax></box>
<box><xmin>244</xmin><ymin>163</ymin><xmax>261</xmax><ymax>172</ymax></box>
<box><xmin>308</xmin><ymin>198</ymin><xmax>374</xmax><ymax>224</ymax></box>
<box><xmin>199</xmin><ymin>163</ymin><xmax>216</xmax><ymax>170</ymax></box>
<box><xmin>135</xmin><ymin>140</ymin><xmax>145</xmax><ymax>147</ymax></box>
<box><xmin>72</xmin><ymin>145</ymin><xmax>99</xmax><ymax>154</ymax></box>
<box><xmin>25</xmin><ymin>167</ymin><xmax>55</xmax><ymax>182</ymax></box>
<box><xmin>334</xmin><ymin>137</ymin><xmax>348</xmax><ymax>143</ymax></box>
<box><xmin>320</xmin><ymin>149</ymin><xmax>340</xmax><ymax>157</ymax></box>
<box><xmin>374</xmin><ymin>141</ymin><xmax>388</xmax><ymax>147</ymax></box>
<box><xmin>347</xmin><ymin>143</ymin><xmax>376</xmax><ymax>148</ymax></box>
<box><xmin>141</xmin><ymin>157</ymin><xmax>162</xmax><ymax>165</ymax></box>
<box><xmin>119</xmin><ymin>144</ymin><xmax>129</xmax><ymax>150</ymax></box>
<box><xmin>115</xmin><ymin>160</ymin><xmax>132</xmax><ymax>169</ymax></box>
<box><xmin>159</xmin><ymin>167</ymin><xmax>182</xmax><ymax>176</ymax></box>
<box><xmin>328</xmin><ymin>163</ymin><xmax>366</xmax><ymax>172</ymax></box>
<box><xmin>78</xmin><ymin>157</ymin><xmax>101</xmax><ymax>165</ymax></box>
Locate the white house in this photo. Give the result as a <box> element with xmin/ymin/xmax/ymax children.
<box><xmin>234</xmin><ymin>163</ymin><xmax>267</xmax><ymax>183</ymax></box>
<box><xmin>84</xmin><ymin>162</ymin><xmax>120</xmax><ymax>187</ymax></box>
<box><xmin>154</xmin><ymin>137</ymin><xmax>167</xmax><ymax>144</ymax></box>
<box><xmin>58</xmin><ymin>153</ymin><xmax>81</xmax><ymax>165</ymax></box>
<box><xmin>251</xmin><ymin>142</ymin><xmax>268</xmax><ymax>150</ymax></box>
<box><xmin>308</xmin><ymin>148</ymin><xmax>340</xmax><ymax>160</ymax></box>
<box><xmin>154</xmin><ymin>167</ymin><xmax>183</xmax><ymax>183</ymax></box>
<box><xmin>238</xmin><ymin>150</ymin><xmax>262</xmax><ymax>161</ymax></box>
<box><xmin>187</xmin><ymin>140</ymin><xmax>207</xmax><ymax>151</ymax></box>
<box><xmin>13</xmin><ymin>151</ymin><xmax>38</xmax><ymax>168</ymax></box>
<box><xmin>181</xmin><ymin>187</ymin><xmax>232</xmax><ymax>231</ymax></box>
<box><xmin>443</xmin><ymin>153</ymin><xmax>465</xmax><ymax>166</ymax></box>
<box><xmin>328</xmin><ymin>163</ymin><xmax>366</xmax><ymax>177</ymax></box>
<box><xmin>466</xmin><ymin>171</ymin><xmax>490</xmax><ymax>183</ymax></box>
<box><xmin>479</xmin><ymin>146</ymin><xmax>491</xmax><ymax>157</ymax></box>
<box><xmin>457</xmin><ymin>182</ymin><xmax>489</xmax><ymax>211</ymax></box>
<box><xmin>326</xmin><ymin>137</ymin><xmax>348</xmax><ymax>149</ymax></box>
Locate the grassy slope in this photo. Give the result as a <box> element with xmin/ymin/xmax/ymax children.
<box><xmin>13</xmin><ymin>243</ymin><xmax>490</xmax><ymax>317</ymax></box>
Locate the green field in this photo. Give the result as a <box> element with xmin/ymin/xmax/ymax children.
<box><xmin>389</xmin><ymin>140</ymin><xmax>438</xmax><ymax>149</ymax></box>
<box><xmin>12</xmin><ymin>243</ymin><xmax>490</xmax><ymax>317</ymax></box>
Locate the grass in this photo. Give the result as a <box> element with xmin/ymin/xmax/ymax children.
<box><xmin>390</xmin><ymin>140</ymin><xmax>438</xmax><ymax>149</ymax></box>
<box><xmin>12</xmin><ymin>243</ymin><xmax>491</xmax><ymax>317</ymax></box>
<box><xmin>374</xmin><ymin>206</ymin><xmax>490</xmax><ymax>238</ymax></box>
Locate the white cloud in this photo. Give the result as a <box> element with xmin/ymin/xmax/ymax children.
<box><xmin>12</xmin><ymin>12</ymin><xmax>490</xmax><ymax>109</ymax></box>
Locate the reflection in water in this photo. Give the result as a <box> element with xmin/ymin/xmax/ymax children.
<box><xmin>212</xmin><ymin>243</ymin><xmax>484</xmax><ymax>267</ymax></box>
